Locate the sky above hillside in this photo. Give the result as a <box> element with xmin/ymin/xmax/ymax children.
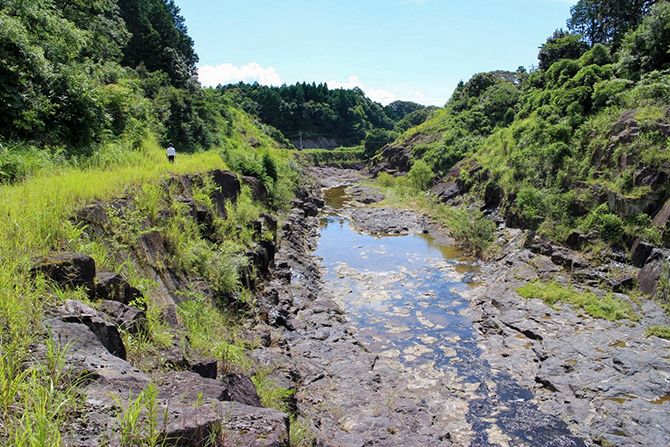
<box><xmin>176</xmin><ymin>0</ymin><xmax>577</xmax><ymax>106</ymax></box>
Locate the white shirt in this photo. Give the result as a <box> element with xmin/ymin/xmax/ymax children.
<box><xmin>166</xmin><ymin>146</ymin><xmax>176</xmax><ymax>156</ymax></box>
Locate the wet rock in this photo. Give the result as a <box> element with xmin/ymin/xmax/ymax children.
<box><xmin>60</xmin><ymin>300</ymin><xmax>126</xmax><ymax>359</ymax></box>
<box><xmin>98</xmin><ymin>300</ymin><xmax>146</xmax><ymax>335</ymax></box>
<box><xmin>95</xmin><ymin>272</ymin><xmax>141</xmax><ymax>304</ymax></box>
<box><xmin>30</xmin><ymin>252</ymin><xmax>96</xmax><ymax>295</ymax></box>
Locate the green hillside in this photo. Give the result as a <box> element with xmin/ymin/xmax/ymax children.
<box><xmin>373</xmin><ymin>0</ymin><xmax>670</xmax><ymax>250</ymax></box>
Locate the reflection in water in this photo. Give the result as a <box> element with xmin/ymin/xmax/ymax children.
<box><xmin>315</xmin><ymin>199</ymin><xmax>585</xmax><ymax>446</ymax></box>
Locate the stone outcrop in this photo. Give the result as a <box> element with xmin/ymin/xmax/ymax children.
<box><xmin>30</xmin><ymin>252</ymin><xmax>96</xmax><ymax>295</ymax></box>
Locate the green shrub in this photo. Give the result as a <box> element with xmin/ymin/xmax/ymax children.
<box><xmin>516</xmin><ymin>187</ymin><xmax>546</xmax><ymax>221</ymax></box>
<box><xmin>408</xmin><ymin>159</ymin><xmax>434</xmax><ymax>190</ymax></box>
<box><xmin>376</xmin><ymin>172</ymin><xmax>396</xmax><ymax>188</ymax></box>
<box><xmin>442</xmin><ymin>206</ymin><xmax>496</xmax><ymax>258</ymax></box>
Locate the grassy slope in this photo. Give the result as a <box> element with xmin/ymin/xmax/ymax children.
<box><xmin>0</xmin><ymin>103</ymin><xmax>296</xmax><ymax>445</ymax></box>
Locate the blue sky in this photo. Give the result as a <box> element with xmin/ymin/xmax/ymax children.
<box><xmin>175</xmin><ymin>0</ymin><xmax>577</xmax><ymax>106</ymax></box>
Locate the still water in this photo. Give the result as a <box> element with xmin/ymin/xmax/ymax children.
<box><xmin>314</xmin><ymin>186</ymin><xmax>585</xmax><ymax>447</ymax></box>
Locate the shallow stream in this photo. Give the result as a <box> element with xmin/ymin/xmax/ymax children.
<box><xmin>314</xmin><ymin>186</ymin><xmax>585</xmax><ymax>446</ymax></box>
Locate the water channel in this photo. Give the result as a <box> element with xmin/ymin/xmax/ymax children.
<box><xmin>313</xmin><ymin>186</ymin><xmax>585</xmax><ymax>446</ymax></box>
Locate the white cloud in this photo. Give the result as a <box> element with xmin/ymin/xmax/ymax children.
<box><xmin>368</xmin><ymin>89</ymin><xmax>397</xmax><ymax>105</ymax></box>
<box><xmin>197</xmin><ymin>62</ymin><xmax>282</xmax><ymax>87</ymax></box>
<box><xmin>407</xmin><ymin>91</ymin><xmax>425</xmax><ymax>101</ymax></box>
<box><xmin>326</xmin><ymin>75</ymin><xmax>364</xmax><ymax>90</ymax></box>
<box><xmin>326</xmin><ymin>76</ymin><xmax>398</xmax><ymax>105</ymax></box>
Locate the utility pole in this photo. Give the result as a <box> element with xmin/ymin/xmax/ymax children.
<box><xmin>299</xmin><ymin>131</ymin><xmax>303</xmax><ymax>150</ymax></box>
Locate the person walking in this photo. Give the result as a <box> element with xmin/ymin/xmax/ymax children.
<box><xmin>166</xmin><ymin>143</ymin><xmax>176</xmax><ymax>163</ymax></box>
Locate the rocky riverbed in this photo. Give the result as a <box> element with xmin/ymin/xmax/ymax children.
<box><xmin>264</xmin><ymin>166</ymin><xmax>670</xmax><ymax>446</ymax></box>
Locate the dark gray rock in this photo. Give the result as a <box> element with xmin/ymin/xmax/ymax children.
<box><xmin>187</xmin><ymin>358</ymin><xmax>218</xmax><ymax>380</ymax></box>
<box><xmin>430</xmin><ymin>180</ymin><xmax>463</xmax><ymax>203</ymax></box>
<box><xmin>484</xmin><ymin>183</ymin><xmax>504</xmax><ymax>208</ymax></box>
<box><xmin>163</xmin><ymin>401</ymin><xmax>288</xmax><ymax>447</ymax></box>
<box><xmin>95</xmin><ymin>271</ymin><xmax>141</xmax><ymax>304</ymax></box>
<box><xmin>242</xmin><ymin>175</ymin><xmax>269</xmax><ymax>203</ymax></box>
<box><xmin>98</xmin><ymin>300</ymin><xmax>146</xmax><ymax>335</ymax></box>
<box><xmin>221</xmin><ymin>374</ymin><xmax>263</xmax><ymax>407</ymax></box>
<box><xmin>154</xmin><ymin>370</ymin><xmax>230</xmax><ymax>402</ymax></box>
<box><xmin>638</xmin><ymin>253</ymin><xmax>667</xmax><ymax>297</ymax></box>
<box><xmin>30</xmin><ymin>252</ymin><xmax>96</xmax><ymax>295</ymax></box>
<box><xmin>652</xmin><ymin>198</ymin><xmax>670</xmax><ymax>229</ymax></box>
<box><xmin>630</xmin><ymin>238</ymin><xmax>655</xmax><ymax>267</ymax></box>
<box><xmin>303</xmin><ymin>201</ymin><xmax>319</xmax><ymax>217</ymax></box>
<box><xmin>210</xmin><ymin>169</ymin><xmax>240</xmax><ymax>218</ymax></box>
<box><xmin>61</xmin><ymin>300</ymin><xmax>126</xmax><ymax>359</ymax></box>
<box><xmin>634</xmin><ymin>166</ymin><xmax>668</xmax><ymax>189</ymax></box>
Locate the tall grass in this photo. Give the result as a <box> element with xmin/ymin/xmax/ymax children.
<box><xmin>0</xmin><ymin>140</ymin><xmax>226</xmax><ymax>446</ymax></box>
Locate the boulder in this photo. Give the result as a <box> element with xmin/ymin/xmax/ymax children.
<box><xmin>429</xmin><ymin>180</ymin><xmax>463</xmax><ymax>203</ymax></box>
<box><xmin>241</xmin><ymin>175</ymin><xmax>269</xmax><ymax>203</ymax></box>
<box><xmin>155</xmin><ymin>370</ymin><xmax>231</xmax><ymax>402</ymax></box>
<box><xmin>61</xmin><ymin>300</ymin><xmax>127</xmax><ymax>360</ymax></box>
<box><xmin>484</xmin><ymin>183</ymin><xmax>504</xmax><ymax>208</ymax></box>
<box><xmin>565</xmin><ymin>231</ymin><xmax>588</xmax><ymax>250</ymax></box>
<box><xmin>630</xmin><ymin>238</ymin><xmax>655</xmax><ymax>268</ymax></box>
<box><xmin>163</xmin><ymin>401</ymin><xmax>289</xmax><ymax>447</ymax></box>
<box><xmin>30</xmin><ymin>252</ymin><xmax>96</xmax><ymax>295</ymax></box>
<box><xmin>652</xmin><ymin>198</ymin><xmax>670</xmax><ymax>229</ymax></box>
<box><xmin>137</xmin><ymin>231</ymin><xmax>169</xmax><ymax>266</ymax></box>
<box><xmin>187</xmin><ymin>358</ymin><xmax>218</xmax><ymax>380</ymax></box>
<box><xmin>634</xmin><ymin>166</ymin><xmax>668</xmax><ymax>190</ymax></box>
<box><xmin>638</xmin><ymin>251</ymin><xmax>668</xmax><ymax>298</ymax></box>
<box><xmin>98</xmin><ymin>300</ymin><xmax>146</xmax><ymax>335</ymax></box>
<box><xmin>76</xmin><ymin>203</ymin><xmax>110</xmax><ymax>236</ymax></box>
<box><xmin>95</xmin><ymin>272</ymin><xmax>142</xmax><ymax>304</ymax></box>
<box><xmin>221</xmin><ymin>374</ymin><xmax>263</xmax><ymax>407</ymax></box>
<box><xmin>210</xmin><ymin>170</ymin><xmax>240</xmax><ymax>218</ymax></box>
<box><xmin>303</xmin><ymin>201</ymin><xmax>319</xmax><ymax>217</ymax></box>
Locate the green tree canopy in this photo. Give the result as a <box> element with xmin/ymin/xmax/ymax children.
<box><xmin>618</xmin><ymin>1</ymin><xmax>670</xmax><ymax>78</ymax></box>
<box><xmin>567</xmin><ymin>0</ymin><xmax>658</xmax><ymax>46</ymax></box>
<box><xmin>118</xmin><ymin>0</ymin><xmax>197</xmax><ymax>87</ymax></box>
<box><xmin>538</xmin><ymin>29</ymin><xmax>590</xmax><ymax>71</ymax></box>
